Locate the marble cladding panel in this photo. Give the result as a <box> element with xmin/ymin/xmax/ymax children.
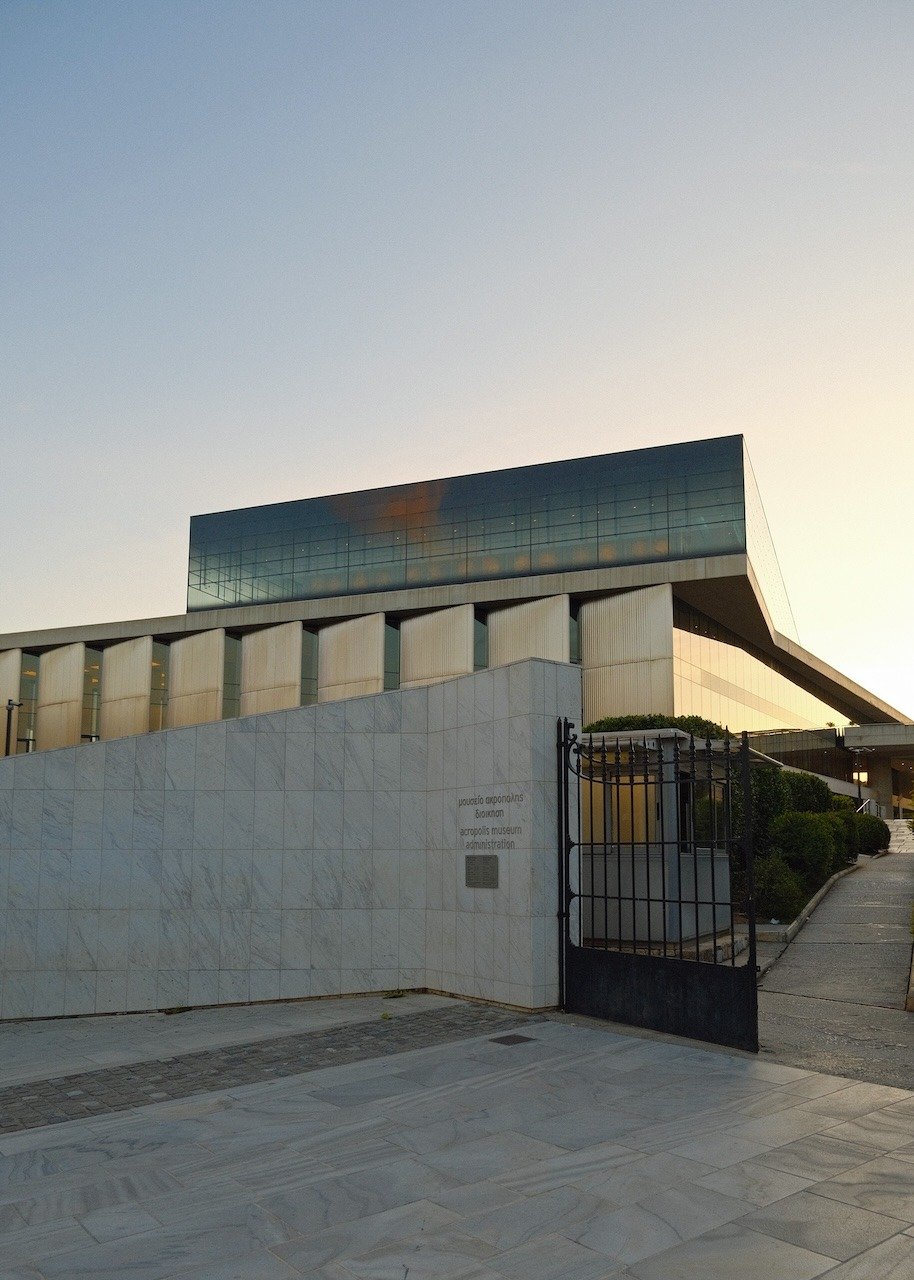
<box><xmin>0</xmin><ymin>658</ymin><xmax>581</xmax><ymax>1018</ymax></box>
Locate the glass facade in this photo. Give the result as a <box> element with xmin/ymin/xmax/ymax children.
<box><xmin>222</xmin><ymin>635</ymin><xmax>241</xmax><ymax>719</ymax></box>
<box><xmin>149</xmin><ymin>642</ymin><xmax>169</xmax><ymax>732</ymax></box>
<box><xmin>746</xmin><ymin>728</ymin><xmax>854</xmax><ymax>783</ymax></box>
<box><xmin>16</xmin><ymin>653</ymin><xmax>39</xmax><ymax>753</ymax></box>
<box><xmin>188</xmin><ymin>437</ymin><xmax>752</xmax><ymax>612</ymax></box>
<box><xmin>674</xmin><ymin>603</ymin><xmax>846</xmax><ymax>733</ymax></box>
<box><xmin>742</xmin><ymin>444</ymin><xmax>798</xmax><ymax>640</ymax></box>
<box><xmin>300</xmin><ymin>628</ymin><xmax>318</xmax><ymax>706</ymax></box>
<box><xmin>82</xmin><ymin>648</ymin><xmax>102</xmax><ymax>742</ymax></box>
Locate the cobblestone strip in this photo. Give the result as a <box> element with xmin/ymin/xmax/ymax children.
<box><xmin>0</xmin><ymin>1004</ymin><xmax>540</xmax><ymax>1136</ymax></box>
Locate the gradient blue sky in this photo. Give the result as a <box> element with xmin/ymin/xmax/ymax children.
<box><xmin>2</xmin><ymin>2</ymin><xmax>912</xmax><ymax>714</ymax></box>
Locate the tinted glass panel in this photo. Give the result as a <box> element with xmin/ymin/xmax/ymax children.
<box><xmin>188</xmin><ymin>438</ymin><xmax>750</xmax><ymax>611</ymax></box>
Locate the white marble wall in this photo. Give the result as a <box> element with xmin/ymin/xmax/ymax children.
<box><xmin>0</xmin><ymin>658</ymin><xmax>581</xmax><ymax>1020</ymax></box>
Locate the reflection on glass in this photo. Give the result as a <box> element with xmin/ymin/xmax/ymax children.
<box><xmin>188</xmin><ymin>438</ymin><xmax>751</xmax><ymax>611</ymax></box>
<box><xmin>222</xmin><ymin>635</ymin><xmax>241</xmax><ymax>719</ymax></box>
<box><xmin>149</xmin><ymin>642</ymin><xmax>169</xmax><ymax>732</ymax></box>
<box><xmin>17</xmin><ymin>653</ymin><xmax>39</xmax><ymax>753</ymax></box>
<box><xmin>384</xmin><ymin>622</ymin><xmax>400</xmax><ymax>692</ymax></box>
<box><xmin>673</xmin><ymin>603</ymin><xmax>846</xmax><ymax>732</ymax></box>
<box><xmin>301</xmin><ymin>627</ymin><xmax>318</xmax><ymax>706</ymax></box>
<box><xmin>82</xmin><ymin>648</ymin><xmax>103</xmax><ymax>742</ymax></box>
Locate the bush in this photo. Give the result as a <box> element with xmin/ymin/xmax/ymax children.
<box><xmin>782</xmin><ymin>770</ymin><xmax>831</xmax><ymax>814</ymax></box>
<box><xmin>731</xmin><ymin>764</ymin><xmax>789</xmax><ymax>857</ymax></box>
<box><xmin>826</xmin><ymin>807</ymin><xmax>859</xmax><ymax>864</ymax></box>
<box><xmin>582</xmin><ymin>713</ymin><xmax>727</xmax><ymax>740</ymax></box>
<box><xmin>822</xmin><ymin>811</ymin><xmax>853</xmax><ymax>871</ymax></box>
<box><xmin>755</xmin><ymin>854</ymin><xmax>807</xmax><ymax>923</ymax></box>
<box><xmin>830</xmin><ymin>793</ymin><xmax>856</xmax><ymax>813</ymax></box>
<box><xmin>770</xmin><ymin>811</ymin><xmax>836</xmax><ymax>895</ymax></box>
<box><xmin>855</xmin><ymin>812</ymin><xmax>891</xmax><ymax>855</ymax></box>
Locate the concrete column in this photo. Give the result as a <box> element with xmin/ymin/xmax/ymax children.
<box><xmin>240</xmin><ymin>622</ymin><xmax>303</xmax><ymax>716</ymax></box>
<box><xmin>401</xmin><ymin>605</ymin><xmax>474</xmax><ymax>688</ymax></box>
<box><xmin>36</xmin><ymin>643</ymin><xmax>85</xmax><ymax>750</ymax></box>
<box><xmin>869</xmin><ymin>758</ymin><xmax>895</xmax><ymax>816</ymax></box>
<box><xmin>100</xmin><ymin>636</ymin><xmax>153</xmax><ymax>741</ymax></box>
<box><xmin>580</xmin><ymin>584</ymin><xmax>674</xmax><ymax>726</ymax></box>
<box><xmin>488</xmin><ymin>595</ymin><xmax>570</xmax><ymax>668</ymax></box>
<box><xmin>0</xmin><ymin>650</ymin><xmax>21</xmax><ymax>754</ymax></box>
<box><xmin>167</xmin><ymin>629</ymin><xmax>225</xmax><ymax>729</ymax></box>
<box><xmin>318</xmin><ymin>614</ymin><xmax>385</xmax><ymax>702</ymax></box>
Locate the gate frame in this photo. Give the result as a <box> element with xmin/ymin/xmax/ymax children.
<box><xmin>557</xmin><ymin>719</ymin><xmax>759</xmax><ymax>1053</ymax></box>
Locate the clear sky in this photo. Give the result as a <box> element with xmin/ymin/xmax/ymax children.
<box><xmin>2</xmin><ymin>1</ymin><xmax>912</xmax><ymax>716</ymax></box>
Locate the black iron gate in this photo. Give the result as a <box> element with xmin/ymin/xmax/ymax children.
<box><xmin>558</xmin><ymin>720</ymin><xmax>758</xmax><ymax>1052</ymax></box>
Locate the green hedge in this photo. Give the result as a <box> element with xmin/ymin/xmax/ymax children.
<box><xmin>770</xmin><ymin>811</ymin><xmax>837</xmax><ymax>895</ymax></box>
<box><xmin>782</xmin><ymin>770</ymin><xmax>831</xmax><ymax>814</ymax></box>
<box><xmin>855</xmin><ymin>812</ymin><xmax>891</xmax><ymax>855</ymax></box>
<box><xmin>755</xmin><ymin>854</ymin><xmax>807</xmax><ymax>922</ymax></box>
<box><xmin>582</xmin><ymin>713</ymin><xmax>727</xmax><ymax>740</ymax></box>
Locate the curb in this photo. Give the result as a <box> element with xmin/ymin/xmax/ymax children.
<box><xmin>906</xmin><ymin>945</ymin><xmax>914</xmax><ymax>1014</ymax></box>
<box><xmin>756</xmin><ymin>861</ymin><xmax>862</xmax><ymax>948</ymax></box>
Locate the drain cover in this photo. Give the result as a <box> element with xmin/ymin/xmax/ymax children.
<box><xmin>490</xmin><ymin>1033</ymin><xmax>534</xmax><ymax>1045</ymax></box>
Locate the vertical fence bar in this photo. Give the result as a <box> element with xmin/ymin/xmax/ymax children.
<box><xmin>556</xmin><ymin>718</ymin><xmax>567</xmax><ymax>1007</ymax></box>
<box><xmin>600</xmin><ymin>738</ymin><xmax>609</xmax><ymax>951</ymax></box>
<box><xmin>642</xmin><ymin>739</ymin><xmax>652</xmax><ymax>949</ymax></box>
<box><xmin>614</xmin><ymin>738</ymin><xmax>623</xmax><ymax>948</ymax></box>
<box><xmin>689</xmin><ymin>734</ymin><xmax>700</xmax><ymax>955</ymax></box>
<box><xmin>741</xmin><ymin>731</ymin><xmax>758</xmax><ymax>980</ymax></box>
<box><xmin>658</xmin><ymin>735</ymin><xmax>669</xmax><ymax>957</ymax></box>
<box><xmin>724</xmin><ymin>732</ymin><xmax>736</xmax><ymax>965</ymax></box>
<box><xmin>706</xmin><ymin>735</ymin><xmax>717</xmax><ymax>963</ymax></box>
<box><xmin>674</xmin><ymin>734</ymin><xmax>684</xmax><ymax>960</ymax></box>
<box><xmin>628</xmin><ymin>738</ymin><xmax>637</xmax><ymax>951</ymax></box>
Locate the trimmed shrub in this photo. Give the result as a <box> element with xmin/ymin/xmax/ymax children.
<box><xmin>827</xmin><ymin>807</ymin><xmax>859</xmax><ymax>864</ymax></box>
<box><xmin>582</xmin><ymin>713</ymin><xmax>727</xmax><ymax>740</ymax></box>
<box><xmin>732</xmin><ymin>764</ymin><xmax>789</xmax><ymax>857</ymax></box>
<box><xmin>822</xmin><ymin>811</ymin><xmax>853</xmax><ymax>871</ymax></box>
<box><xmin>782</xmin><ymin>770</ymin><xmax>831</xmax><ymax>814</ymax></box>
<box><xmin>855</xmin><ymin>813</ymin><xmax>891</xmax><ymax>855</ymax></box>
<box><xmin>755</xmin><ymin>854</ymin><xmax>807</xmax><ymax>923</ymax></box>
<box><xmin>830</xmin><ymin>793</ymin><xmax>856</xmax><ymax>813</ymax></box>
<box><xmin>770</xmin><ymin>811</ymin><xmax>836</xmax><ymax>895</ymax></box>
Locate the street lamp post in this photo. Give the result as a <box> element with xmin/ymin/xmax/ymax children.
<box><xmin>4</xmin><ymin>699</ymin><xmax>23</xmax><ymax>757</ymax></box>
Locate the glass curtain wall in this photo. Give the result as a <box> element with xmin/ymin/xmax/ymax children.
<box><xmin>188</xmin><ymin>437</ymin><xmax>749</xmax><ymax>610</ymax></box>
<box><xmin>149</xmin><ymin>642</ymin><xmax>169</xmax><ymax>732</ymax></box>
<box><xmin>17</xmin><ymin>653</ymin><xmax>39</xmax><ymax>752</ymax></box>
<box><xmin>674</xmin><ymin>603</ymin><xmax>848</xmax><ymax>732</ymax></box>
<box><xmin>82</xmin><ymin>648</ymin><xmax>103</xmax><ymax>742</ymax></box>
<box><xmin>222</xmin><ymin>635</ymin><xmax>241</xmax><ymax>719</ymax></box>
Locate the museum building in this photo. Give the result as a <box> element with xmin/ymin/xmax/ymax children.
<box><xmin>1</xmin><ymin>435</ymin><xmax>911</xmax><ymax>810</ymax></box>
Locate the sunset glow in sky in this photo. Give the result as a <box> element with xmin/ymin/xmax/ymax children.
<box><xmin>2</xmin><ymin>2</ymin><xmax>912</xmax><ymax>715</ymax></box>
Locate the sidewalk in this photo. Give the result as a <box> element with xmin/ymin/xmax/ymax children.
<box><xmin>758</xmin><ymin>849</ymin><xmax>914</xmax><ymax>1088</ymax></box>
<box><xmin>1</xmin><ymin>995</ymin><xmax>914</xmax><ymax>1278</ymax></box>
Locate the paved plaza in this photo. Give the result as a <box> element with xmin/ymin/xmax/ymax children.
<box><xmin>758</xmin><ymin>849</ymin><xmax>914</xmax><ymax>1087</ymax></box>
<box><xmin>1</xmin><ymin>994</ymin><xmax>914</xmax><ymax>1279</ymax></box>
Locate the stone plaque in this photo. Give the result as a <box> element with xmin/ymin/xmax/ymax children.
<box><xmin>465</xmin><ymin>854</ymin><xmax>499</xmax><ymax>889</ymax></box>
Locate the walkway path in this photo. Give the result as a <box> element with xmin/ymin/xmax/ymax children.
<box><xmin>758</xmin><ymin>849</ymin><xmax>914</xmax><ymax>1088</ymax></box>
<box><xmin>2</xmin><ymin>996</ymin><xmax>914</xmax><ymax>1279</ymax></box>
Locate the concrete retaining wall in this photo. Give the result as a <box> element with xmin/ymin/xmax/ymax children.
<box><xmin>0</xmin><ymin>658</ymin><xmax>581</xmax><ymax>1019</ymax></box>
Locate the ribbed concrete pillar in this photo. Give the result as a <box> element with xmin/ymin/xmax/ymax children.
<box><xmin>0</xmin><ymin>650</ymin><xmax>21</xmax><ymax>754</ymax></box>
<box><xmin>318</xmin><ymin>614</ymin><xmax>385</xmax><ymax>702</ymax></box>
<box><xmin>400</xmin><ymin>605</ymin><xmax>474</xmax><ymax>688</ymax></box>
<box><xmin>488</xmin><ymin>595</ymin><xmax>570</xmax><ymax>668</ymax></box>
<box><xmin>100</xmin><ymin>636</ymin><xmax>153</xmax><ymax>741</ymax></box>
<box><xmin>36</xmin><ymin>643</ymin><xmax>85</xmax><ymax>750</ymax></box>
<box><xmin>240</xmin><ymin>622</ymin><xmax>303</xmax><ymax>716</ymax></box>
<box><xmin>581</xmin><ymin>584</ymin><xmax>674</xmax><ymax>726</ymax></box>
<box><xmin>869</xmin><ymin>758</ymin><xmax>895</xmax><ymax>815</ymax></box>
<box><xmin>167</xmin><ymin>630</ymin><xmax>225</xmax><ymax>729</ymax></box>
